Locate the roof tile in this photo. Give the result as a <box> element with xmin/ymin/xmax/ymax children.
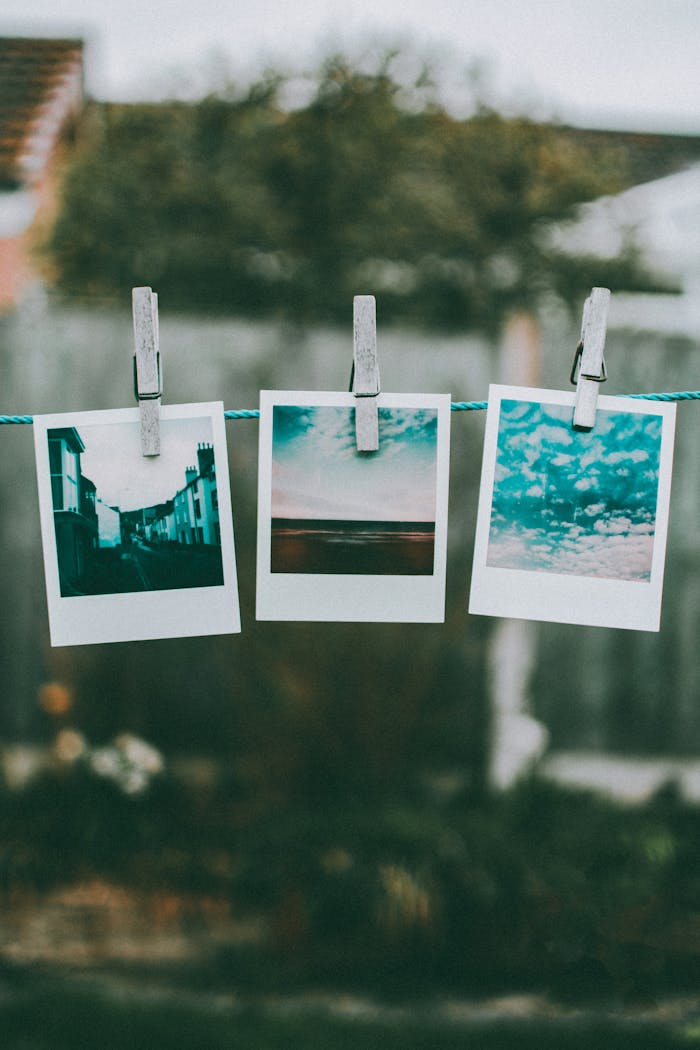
<box><xmin>0</xmin><ymin>37</ymin><xmax>84</xmax><ymax>188</ymax></box>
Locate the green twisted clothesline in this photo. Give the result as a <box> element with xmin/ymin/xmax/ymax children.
<box><xmin>229</xmin><ymin>391</ymin><xmax>700</xmax><ymax>417</ymax></box>
<box><xmin>0</xmin><ymin>390</ymin><xmax>699</xmax><ymax>425</ymax></box>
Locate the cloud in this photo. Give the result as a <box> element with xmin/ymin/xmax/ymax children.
<box><xmin>593</xmin><ymin>516</ymin><xmax>632</xmax><ymax>535</ymax></box>
<box><xmin>492</xmin><ymin>400</ymin><xmax>664</xmax><ymax>544</ymax></box>
<box><xmin>494</xmin><ymin>463</ymin><xmax>513</xmax><ymax>482</ymax></box>
<box><xmin>271</xmin><ymin>405</ymin><xmax>438</xmax><ymax>521</ymax></box>
<box><xmin>502</xmin><ymin>402</ymin><xmax>533</xmax><ymax>422</ymax></box>
<box><xmin>606</xmin><ymin>449</ymin><xmax>649</xmax><ymax>465</ymax></box>
<box><xmin>533</xmin><ymin>423</ymin><xmax>574</xmax><ymax>446</ymax></box>
<box><xmin>487</xmin><ymin>519</ymin><xmax>654</xmax><ymax>581</ymax></box>
<box><xmin>579</xmin><ymin>448</ymin><xmax>599</xmax><ymax>470</ymax></box>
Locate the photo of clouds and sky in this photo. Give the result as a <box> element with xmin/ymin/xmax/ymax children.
<box><xmin>486</xmin><ymin>399</ymin><xmax>664</xmax><ymax>582</ymax></box>
<box><xmin>272</xmin><ymin>405</ymin><xmax>437</xmax><ymax>522</ymax></box>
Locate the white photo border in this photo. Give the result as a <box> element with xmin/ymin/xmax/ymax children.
<box><xmin>34</xmin><ymin>402</ymin><xmax>241</xmax><ymax>646</ymax></box>
<box><xmin>256</xmin><ymin>390</ymin><xmax>451</xmax><ymax>622</ymax></box>
<box><xmin>468</xmin><ymin>385</ymin><xmax>676</xmax><ymax>632</ymax></box>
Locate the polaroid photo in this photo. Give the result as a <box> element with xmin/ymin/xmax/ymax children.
<box><xmin>34</xmin><ymin>402</ymin><xmax>241</xmax><ymax>645</ymax></box>
<box><xmin>469</xmin><ymin>385</ymin><xmax>676</xmax><ymax>632</ymax></box>
<box><xmin>256</xmin><ymin>391</ymin><xmax>451</xmax><ymax>622</ymax></box>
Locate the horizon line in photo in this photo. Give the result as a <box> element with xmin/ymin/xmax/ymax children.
<box><xmin>270</xmin><ymin>516</ymin><xmax>435</xmax><ymax>575</ymax></box>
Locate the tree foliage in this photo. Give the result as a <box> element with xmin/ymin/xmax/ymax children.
<box><xmin>49</xmin><ymin>52</ymin><xmax>640</xmax><ymax>330</ymax></box>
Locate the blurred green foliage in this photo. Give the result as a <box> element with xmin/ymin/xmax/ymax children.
<box><xmin>0</xmin><ymin>981</ymin><xmax>693</xmax><ymax>1050</ymax></box>
<box><xmin>2</xmin><ymin>758</ymin><xmax>700</xmax><ymax>1002</ymax></box>
<box><xmin>48</xmin><ymin>51</ymin><xmax>652</xmax><ymax>330</ymax></box>
<box><xmin>15</xmin><ymin>50</ymin><xmax>699</xmax><ymax>1015</ymax></box>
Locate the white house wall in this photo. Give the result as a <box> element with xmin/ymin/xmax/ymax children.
<box><xmin>52</xmin><ymin>440</ymin><xmax>80</xmax><ymax>513</ymax></box>
<box><xmin>96</xmin><ymin>499</ymin><xmax>120</xmax><ymax>547</ymax></box>
<box><xmin>546</xmin><ymin>162</ymin><xmax>700</xmax><ymax>335</ymax></box>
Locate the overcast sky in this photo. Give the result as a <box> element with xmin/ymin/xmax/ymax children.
<box><xmin>272</xmin><ymin>406</ymin><xmax>438</xmax><ymax>521</ymax></box>
<box><xmin>2</xmin><ymin>1</ymin><xmax>699</xmax><ymax>132</ymax></box>
<box><xmin>75</xmin><ymin>416</ymin><xmax>214</xmax><ymax>511</ymax></box>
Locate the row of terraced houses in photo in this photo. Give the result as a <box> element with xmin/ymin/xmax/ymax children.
<box><xmin>49</xmin><ymin>427</ymin><xmax>220</xmax><ymax>588</ymax></box>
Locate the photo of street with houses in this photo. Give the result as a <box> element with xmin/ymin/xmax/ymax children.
<box><xmin>48</xmin><ymin>418</ymin><xmax>224</xmax><ymax>596</ymax></box>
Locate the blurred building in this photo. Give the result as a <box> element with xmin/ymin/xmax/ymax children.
<box><xmin>0</xmin><ymin>35</ymin><xmax>699</xmax><ymax>770</ymax></box>
<box><xmin>0</xmin><ymin>36</ymin><xmax>84</xmax><ymax>312</ymax></box>
<box><xmin>548</xmin><ymin>160</ymin><xmax>700</xmax><ymax>336</ymax></box>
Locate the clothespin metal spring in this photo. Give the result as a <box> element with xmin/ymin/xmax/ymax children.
<box><xmin>351</xmin><ymin>294</ymin><xmax>380</xmax><ymax>453</ymax></box>
<box><xmin>132</xmin><ymin>286</ymin><xmax>162</xmax><ymax>457</ymax></box>
<box><xmin>570</xmin><ymin>286</ymin><xmax>610</xmax><ymax>431</ymax></box>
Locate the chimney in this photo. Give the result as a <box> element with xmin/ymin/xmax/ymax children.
<box><xmin>197</xmin><ymin>442</ymin><xmax>215</xmax><ymax>477</ymax></box>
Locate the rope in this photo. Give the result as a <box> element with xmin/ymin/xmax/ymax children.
<box><xmin>2</xmin><ymin>390</ymin><xmax>699</xmax><ymax>425</ymax></box>
<box><xmin>450</xmin><ymin>401</ymin><xmax>489</xmax><ymax>412</ymax></box>
<box><xmin>621</xmin><ymin>390</ymin><xmax>700</xmax><ymax>403</ymax></box>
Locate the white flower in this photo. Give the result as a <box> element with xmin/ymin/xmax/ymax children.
<box><xmin>89</xmin><ymin>734</ymin><xmax>165</xmax><ymax>795</ymax></box>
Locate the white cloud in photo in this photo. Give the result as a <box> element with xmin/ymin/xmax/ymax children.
<box><xmin>487</xmin><ymin>400</ymin><xmax>664</xmax><ymax>581</ymax></box>
<box><xmin>272</xmin><ymin>406</ymin><xmax>438</xmax><ymax>521</ymax></box>
<box><xmin>488</xmin><ymin>520</ymin><xmax>655</xmax><ymax>581</ymax></box>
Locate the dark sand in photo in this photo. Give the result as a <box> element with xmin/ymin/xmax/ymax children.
<box><xmin>271</xmin><ymin>518</ymin><xmax>435</xmax><ymax>574</ymax></box>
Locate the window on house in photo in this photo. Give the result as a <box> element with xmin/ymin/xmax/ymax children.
<box><xmin>48</xmin><ymin>438</ymin><xmax>79</xmax><ymax>512</ymax></box>
<box><xmin>48</xmin><ymin>439</ymin><xmax>63</xmax><ymax>509</ymax></box>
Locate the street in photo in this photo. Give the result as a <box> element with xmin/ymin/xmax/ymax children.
<box><xmin>34</xmin><ymin>403</ymin><xmax>240</xmax><ymax>645</ymax></box>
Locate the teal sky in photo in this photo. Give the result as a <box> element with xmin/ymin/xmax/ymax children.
<box><xmin>487</xmin><ymin>400</ymin><xmax>663</xmax><ymax>581</ymax></box>
<box><xmin>272</xmin><ymin>405</ymin><xmax>438</xmax><ymax>521</ymax></box>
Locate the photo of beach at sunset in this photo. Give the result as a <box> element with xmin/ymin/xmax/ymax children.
<box><xmin>270</xmin><ymin>404</ymin><xmax>439</xmax><ymax>575</ymax></box>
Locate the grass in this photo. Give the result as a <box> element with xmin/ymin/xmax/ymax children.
<box><xmin>0</xmin><ymin>978</ymin><xmax>696</xmax><ymax>1050</ymax></box>
<box><xmin>3</xmin><ymin>771</ymin><xmax>700</xmax><ymax>1003</ymax></box>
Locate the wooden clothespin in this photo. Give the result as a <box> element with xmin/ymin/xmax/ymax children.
<box><xmin>132</xmin><ymin>286</ymin><xmax>162</xmax><ymax>456</ymax></box>
<box><xmin>571</xmin><ymin>286</ymin><xmax>610</xmax><ymax>430</ymax></box>
<box><xmin>351</xmin><ymin>295</ymin><xmax>380</xmax><ymax>452</ymax></box>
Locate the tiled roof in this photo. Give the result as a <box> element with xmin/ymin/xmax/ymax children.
<box><xmin>0</xmin><ymin>37</ymin><xmax>84</xmax><ymax>190</ymax></box>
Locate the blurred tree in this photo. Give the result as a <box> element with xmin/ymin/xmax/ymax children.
<box><xmin>39</xmin><ymin>47</ymin><xmax>658</xmax><ymax>806</ymax></box>
<box><xmin>48</xmin><ymin>50</ymin><xmax>647</xmax><ymax>330</ymax></box>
